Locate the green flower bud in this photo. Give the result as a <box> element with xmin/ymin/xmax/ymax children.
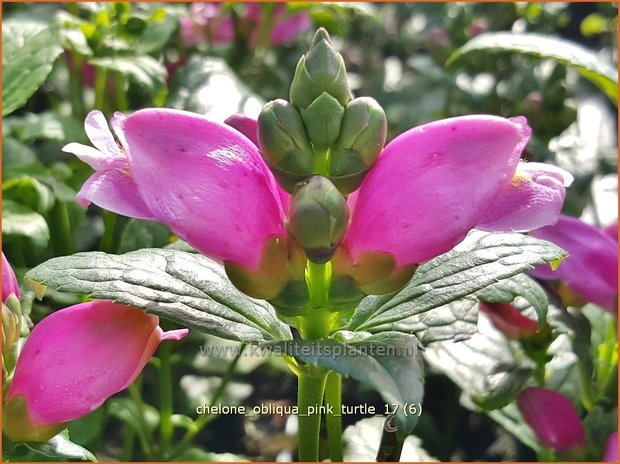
<box><xmin>257</xmin><ymin>99</ymin><xmax>314</xmax><ymax>192</ymax></box>
<box><xmin>288</xmin><ymin>176</ymin><xmax>350</xmax><ymax>264</ymax></box>
<box><xmin>329</xmin><ymin>97</ymin><xmax>387</xmax><ymax>194</ymax></box>
<box><xmin>300</xmin><ymin>92</ymin><xmax>345</xmax><ymax>152</ymax></box>
<box><xmin>290</xmin><ymin>28</ymin><xmax>352</xmax><ymax>109</ymax></box>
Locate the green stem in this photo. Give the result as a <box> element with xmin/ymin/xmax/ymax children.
<box><xmin>68</xmin><ymin>53</ymin><xmax>86</xmax><ymax>120</ymax></box>
<box><xmin>128</xmin><ymin>380</ymin><xmax>154</xmax><ymax>458</ymax></box>
<box><xmin>48</xmin><ymin>201</ymin><xmax>75</xmax><ymax>256</ymax></box>
<box><xmin>121</xmin><ymin>425</ymin><xmax>136</xmax><ymax>461</ymax></box>
<box><xmin>324</xmin><ymin>372</ymin><xmax>343</xmax><ymax>462</ymax></box>
<box><xmin>115</xmin><ymin>72</ymin><xmax>128</xmax><ymax>112</ymax></box>
<box><xmin>314</xmin><ymin>149</ymin><xmax>330</xmax><ymax>176</ymax></box>
<box><xmin>159</xmin><ymin>342</ymin><xmax>174</xmax><ymax>455</ymax></box>
<box><xmin>94</xmin><ymin>67</ymin><xmax>108</xmax><ymax>114</ymax></box>
<box><xmin>170</xmin><ymin>344</ymin><xmax>246</xmax><ymax>459</ymax></box>
<box><xmin>577</xmin><ymin>358</ymin><xmax>595</xmax><ymax>411</ymax></box>
<box><xmin>306</xmin><ymin>261</ymin><xmax>330</xmax><ymax>308</ymax></box>
<box><xmin>297</xmin><ymin>366</ymin><xmax>329</xmax><ymax>462</ymax></box>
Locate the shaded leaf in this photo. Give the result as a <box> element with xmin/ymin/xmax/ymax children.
<box><xmin>25</xmin><ymin>249</ymin><xmax>292</xmax><ymax>342</ymax></box>
<box><xmin>449</xmin><ymin>32</ymin><xmax>618</xmax><ymax>104</ymax></box>
<box><xmin>2</xmin><ymin>21</ymin><xmax>64</xmax><ymax>116</ymax></box>
<box><xmin>3</xmin><ymin>431</ymin><xmax>96</xmax><ymax>462</ymax></box>
<box><xmin>348</xmin><ymin>231</ymin><xmax>565</xmax><ymax>334</ymax></box>
<box><xmin>2</xmin><ymin>199</ymin><xmax>50</xmax><ymax>249</ymax></box>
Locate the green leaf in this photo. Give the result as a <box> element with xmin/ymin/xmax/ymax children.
<box><xmin>265</xmin><ymin>331</ymin><xmax>424</xmax><ymax>435</ymax></box>
<box><xmin>117</xmin><ymin>219</ymin><xmax>170</xmax><ymax>253</ymax></box>
<box><xmin>167</xmin><ymin>56</ymin><xmax>264</xmax><ymax>120</ymax></box>
<box><xmin>24</xmin><ymin>249</ymin><xmax>292</xmax><ymax>342</ymax></box>
<box><xmin>448</xmin><ymin>32</ymin><xmax>618</xmax><ymax>104</ymax></box>
<box><xmin>89</xmin><ymin>55</ymin><xmax>167</xmax><ymax>104</ymax></box>
<box><xmin>475</xmin><ymin>273</ymin><xmax>549</xmax><ymax>329</ymax></box>
<box><xmin>424</xmin><ymin>314</ymin><xmax>535</xmax><ymax>413</ymax></box>
<box><xmin>3</xmin><ymin>431</ymin><xmax>97</xmax><ymax>462</ymax></box>
<box><xmin>348</xmin><ymin>231</ymin><xmax>565</xmax><ymax>334</ymax></box>
<box><xmin>134</xmin><ymin>7</ymin><xmax>179</xmax><ymax>54</ymax></box>
<box><xmin>2</xmin><ymin>21</ymin><xmax>64</xmax><ymax>116</ymax></box>
<box><xmin>7</xmin><ymin>111</ymin><xmax>88</xmax><ymax>143</ymax></box>
<box><xmin>172</xmin><ymin>448</ymin><xmax>248</xmax><ymax>462</ymax></box>
<box><xmin>2</xmin><ymin>199</ymin><xmax>50</xmax><ymax>249</ymax></box>
<box><xmin>3</xmin><ymin>176</ymin><xmax>56</xmax><ymax>214</ymax></box>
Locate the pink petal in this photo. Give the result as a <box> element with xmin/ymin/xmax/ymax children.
<box><xmin>111</xmin><ymin>111</ymin><xmax>129</xmax><ymax>152</ymax></box>
<box><xmin>6</xmin><ymin>300</ymin><xmax>188</xmax><ymax>426</ymax></box>
<box><xmin>225</xmin><ymin>114</ymin><xmax>259</xmax><ymax>146</ymax></box>
<box><xmin>2</xmin><ymin>252</ymin><xmax>20</xmax><ymax>302</ymax></box>
<box><xmin>224</xmin><ymin>114</ymin><xmax>290</xmax><ymax>214</ymax></box>
<box><xmin>123</xmin><ymin>108</ymin><xmax>287</xmax><ymax>268</ymax></box>
<box><xmin>76</xmin><ymin>160</ymin><xmax>154</xmax><ymax>220</ymax></box>
<box><xmin>270</xmin><ymin>13</ymin><xmax>312</xmax><ymax>45</ymax></box>
<box><xmin>517</xmin><ymin>387</ymin><xmax>585</xmax><ymax>451</ymax></box>
<box><xmin>62</xmin><ymin>143</ymin><xmax>110</xmax><ymax>171</ymax></box>
<box><xmin>180</xmin><ymin>16</ymin><xmax>205</xmax><ymax>47</ymax></box>
<box><xmin>477</xmin><ymin>162</ymin><xmax>573</xmax><ymax>232</ymax></box>
<box><xmin>603</xmin><ymin>221</ymin><xmax>618</xmax><ymax>242</ymax></box>
<box><xmin>604</xmin><ymin>432</ymin><xmax>618</xmax><ymax>462</ymax></box>
<box><xmin>531</xmin><ymin>215</ymin><xmax>618</xmax><ymax>311</ymax></box>
<box><xmin>343</xmin><ymin>115</ymin><xmax>531</xmax><ymax>267</ymax></box>
<box><xmin>84</xmin><ymin>110</ymin><xmax>123</xmax><ymax>158</ymax></box>
<box><xmin>212</xmin><ymin>18</ymin><xmax>235</xmax><ymax>44</ymax></box>
<box><xmin>479</xmin><ymin>302</ymin><xmax>538</xmax><ymax>340</ymax></box>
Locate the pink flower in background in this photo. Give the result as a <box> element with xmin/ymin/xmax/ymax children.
<box><xmin>479</xmin><ymin>302</ymin><xmax>538</xmax><ymax>340</ymax></box>
<box><xmin>3</xmin><ymin>300</ymin><xmax>187</xmax><ymax>442</ymax></box>
<box><xmin>517</xmin><ymin>387</ymin><xmax>586</xmax><ymax>452</ymax></box>
<box><xmin>2</xmin><ymin>252</ymin><xmax>20</xmax><ymax>303</ymax></box>
<box><xmin>530</xmin><ymin>215</ymin><xmax>618</xmax><ymax>312</ymax></box>
<box><xmin>604</xmin><ymin>432</ymin><xmax>618</xmax><ymax>462</ymax></box>
<box><xmin>180</xmin><ymin>3</ymin><xmax>234</xmax><ymax>47</ymax></box>
<box><xmin>180</xmin><ymin>2</ymin><xmax>311</xmax><ymax>48</ymax></box>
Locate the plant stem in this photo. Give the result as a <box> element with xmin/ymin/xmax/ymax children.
<box><xmin>94</xmin><ymin>67</ymin><xmax>108</xmax><ymax>114</ymax></box>
<box><xmin>128</xmin><ymin>379</ymin><xmax>154</xmax><ymax>458</ymax></box>
<box><xmin>306</xmin><ymin>261</ymin><xmax>330</xmax><ymax>308</ymax></box>
<box><xmin>314</xmin><ymin>149</ymin><xmax>330</xmax><ymax>176</ymax></box>
<box><xmin>68</xmin><ymin>53</ymin><xmax>86</xmax><ymax>120</ymax></box>
<box><xmin>121</xmin><ymin>425</ymin><xmax>136</xmax><ymax>461</ymax></box>
<box><xmin>324</xmin><ymin>372</ymin><xmax>343</xmax><ymax>462</ymax></box>
<box><xmin>159</xmin><ymin>342</ymin><xmax>174</xmax><ymax>455</ymax></box>
<box><xmin>115</xmin><ymin>72</ymin><xmax>128</xmax><ymax>112</ymax></box>
<box><xmin>48</xmin><ymin>201</ymin><xmax>75</xmax><ymax>256</ymax></box>
<box><xmin>170</xmin><ymin>344</ymin><xmax>246</xmax><ymax>459</ymax></box>
<box><xmin>577</xmin><ymin>358</ymin><xmax>595</xmax><ymax>411</ymax></box>
<box><xmin>297</xmin><ymin>366</ymin><xmax>329</xmax><ymax>462</ymax></box>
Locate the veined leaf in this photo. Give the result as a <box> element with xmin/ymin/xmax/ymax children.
<box><xmin>25</xmin><ymin>249</ymin><xmax>292</xmax><ymax>343</ymax></box>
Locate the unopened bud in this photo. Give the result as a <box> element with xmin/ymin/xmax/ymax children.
<box><xmin>288</xmin><ymin>176</ymin><xmax>350</xmax><ymax>263</ymax></box>
<box><xmin>290</xmin><ymin>28</ymin><xmax>352</xmax><ymax>109</ymax></box>
<box><xmin>2</xmin><ymin>295</ymin><xmax>22</xmax><ymax>375</ymax></box>
<box><xmin>329</xmin><ymin>97</ymin><xmax>387</xmax><ymax>193</ymax></box>
<box><xmin>300</xmin><ymin>92</ymin><xmax>345</xmax><ymax>151</ymax></box>
<box><xmin>257</xmin><ymin>100</ymin><xmax>314</xmax><ymax>192</ymax></box>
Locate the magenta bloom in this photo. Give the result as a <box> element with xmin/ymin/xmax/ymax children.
<box><xmin>2</xmin><ymin>252</ymin><xmax>20</xmax><ymax>303</ymax></box>
<box><xmin>604</xmin><ymin>432</ymin><xmax>618</xmax><ymax>462</ymax></box>
<box><xmin>479</xmin><ymin>302</ymin><xmax>538</xmax><ymax>340</ymax></box>
<box><xmin>65</xmin><ymin>110</ymin><xmax>570</xmax><ymax>297</ymax></box>
<box><xmin>517</xmin><ymin>387</ymin><xmax>585</xmax><ymax>451</ymax></box>
<box><xmin>180</xmin><ymin>3</ymin><xmax>234</xmax><ymax>47</ymax></box>
<box><xmin>180</xmin><ymin>3</ymin><xmax>311</xmax><ymax>49</ymax></box>
<box><xmin>531</xmin><ymin>215</ymin><xmax>618</xmax><ymax>311</ymax></box>
<box><xmin>3</xmin><ymin>300</ymin><xmax>187</xmax><ymax>442</ymax></box>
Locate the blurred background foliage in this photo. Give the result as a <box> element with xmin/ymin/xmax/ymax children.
<box><xmin>2</xmin><ymin>2</ymin><xmax>617</xmax><ymax>461</ymax></box>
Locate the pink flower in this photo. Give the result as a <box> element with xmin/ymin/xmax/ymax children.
<box><xmin>180</xmin><ymin>3</ymin><xmax>234</xmax><ymax>47</ymax></box>
<box><xmin>604</xmin><ymin>432</ymin><xmax>618</xmax><ymax>462</ymax></box>
<box><xmin>517</xmin><ymin>387</ymin><xmax>586</xmax><ymax>451</ymax></box>
<box><xmin>530</xmin><ymin>215</ymin><xmax>618</xmax><ymax>312</ymax></box>
<box><xmin>180</xmin><ymin>3</ymin><xmax>311</xmax><ymax>49</ymax></box>
<box><xmin>3</xmin><ymin>300</ymin><xmax>188</xmax><ymax>442</ymax></box>
<box><xmin>479</xmin><ymin>302</ymin><xmax>538</xmax><ymax>340</ymax></box>
<box><xmin>65</xmin><ymin>110</ymin><xmax>570</xmax><ymax>297</ymax></box>
<box><xmin>2</xmin><ymin>252</ymin><xmax>20</xmax><ymax>302</ymax></box>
